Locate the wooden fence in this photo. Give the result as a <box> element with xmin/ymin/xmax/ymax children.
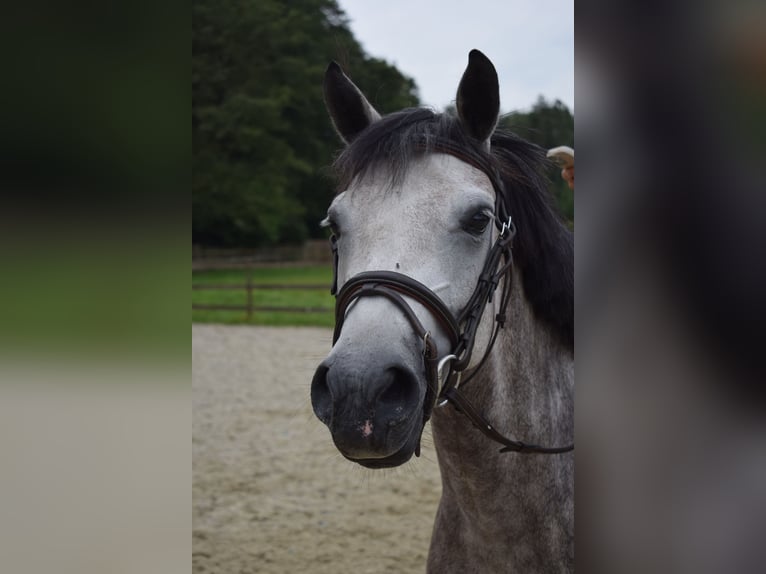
<box><xmin>192</xmin><ymin>240</ymin><xmax>333</xmax><ymax>270</ymax></box>
<box><xmin>192</xmin><ymin>277</ymin><xmax>332</xmax><ymax>319</ymax></box>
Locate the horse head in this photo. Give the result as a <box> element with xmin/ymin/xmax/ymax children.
<box><xmin>311</xmin><ymin>51</ymin><xmax>504</xmax><ymax>468</ymax></box>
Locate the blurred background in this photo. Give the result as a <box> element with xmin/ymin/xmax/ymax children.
<box><xmin>576</xmin><ymin>1</ymin><xmax>766</xmax><ymax>572</ymax></box>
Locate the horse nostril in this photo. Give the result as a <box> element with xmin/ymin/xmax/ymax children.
<box><xmin>376</xmin><ymin>367</ymin><xmax>419</xmax><ymax>414</ymax></box>
<box><xmin>311</xmin><ymin>364</ymin><xmax>333</xmax><ymax>425</ymax></box>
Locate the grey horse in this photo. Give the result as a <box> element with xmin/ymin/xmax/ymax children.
<box><xmin>311</xmin><ymin>50</ymin><xmax>573</xmax><ymax>573</ymax></box>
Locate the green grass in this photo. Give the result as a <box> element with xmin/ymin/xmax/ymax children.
<box><xmin>0</xmin><ymin>241</ymin><xmax>189</xmax><ymax>363</ymax></box>
<box><xmin>192</xmin><ymin>265</ymin><xmax>335</xmax><ymax>327</ymax></box>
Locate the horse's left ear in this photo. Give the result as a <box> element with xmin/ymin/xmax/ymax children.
<box><xmin>456</xmin><ymin>50</ymin><xmax>500</xmax><ymax>146</ymax></box>
<box><xmin>323</xmin><ymin>61</ymin><xmax>381</xmax><ymax>144</ymax></box>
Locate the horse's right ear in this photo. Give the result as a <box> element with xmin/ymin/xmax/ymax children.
<box><xmin>323</xmin><ymin>61</ymin><xmax>381</xmax><ymax>144</ymax></box>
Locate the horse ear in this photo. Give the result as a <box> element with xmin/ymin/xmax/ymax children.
<box><xmin>456</xmin><ymin>50</ymin><xmax>500</xmax><ymax>145</ymax></box>
<box><xmin>323</xmin><ymin>61</ymin><xmax>381</xmax><ymax>144</ymax></box>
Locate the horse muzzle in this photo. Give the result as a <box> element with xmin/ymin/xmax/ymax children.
<box><xmin>311</xmin><ymin>348</ymin><xmax>426</xmax><ymax>467</ymax></box>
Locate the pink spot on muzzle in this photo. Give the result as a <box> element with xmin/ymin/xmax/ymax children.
<box><xmin>360</xmin><ymin>419</ymin><xmax>373</xmax><ymax>438</ymax></box>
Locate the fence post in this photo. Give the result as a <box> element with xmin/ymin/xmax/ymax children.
<box><xmin>246</xmin><ymin>273</ymin><xmax>253</xmax><ymax>320</ymax></box>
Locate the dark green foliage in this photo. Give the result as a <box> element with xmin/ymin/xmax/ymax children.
<box><xmin>193</xmin><ymin>0</ymin><xmax>419</xmax><ymax>247</ymax></box>
<box><xmin>499</xmin><ymin>97</ymin><xmax>574</xmax><ymax>222</ymax></box>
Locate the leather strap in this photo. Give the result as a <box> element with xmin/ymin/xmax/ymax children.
<box><xmin>329</xmin><ymin>234</ymin><xmax>339</xmax><ymax>296</ymax></box>
<box><xmin>444</xmin><ymin>387</ymin><xmax>574</xmax><ymax>454</ymax></box>
<box><xmin>334</xmin><ymin>271</ymin><xmax>461</xmax><ymax>350</ymax></box>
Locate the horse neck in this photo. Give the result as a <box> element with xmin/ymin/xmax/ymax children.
<box><xmin>488</xmin><ymin>270</ymin><xmax>574</xmax><ymax>450</ymax></box>
<box><xmin>430</xmin><ymin>269</ymin><xmax>574</xmax><ymax>512</ymax></box>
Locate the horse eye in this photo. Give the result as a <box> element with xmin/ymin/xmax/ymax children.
<box><xmin>462</xmin><ymin>212</ymin><xmax>491</xmax><ymax>235</ymax></box>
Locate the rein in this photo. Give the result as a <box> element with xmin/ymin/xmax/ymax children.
<box><xmin>329</xmin><ymin>141</ymin><xmax>573</xmax><ymax>455</ymax></box>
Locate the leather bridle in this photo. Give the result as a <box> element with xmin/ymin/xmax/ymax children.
<box><xmin>328</xmin><ymin>141</ymin><xmax>573</xmax><ymax>455</ymax></box>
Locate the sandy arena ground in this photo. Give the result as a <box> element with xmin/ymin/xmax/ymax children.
<box><xmin>193</xmin><ymin>324</ymin><xmax>443</xmax><ymax>574</ymax></box>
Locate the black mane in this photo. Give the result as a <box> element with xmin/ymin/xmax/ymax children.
<box><xmin>332</xmin><ymin>108</ymin><xmax>573</xmax><ymax>350</ymax></box>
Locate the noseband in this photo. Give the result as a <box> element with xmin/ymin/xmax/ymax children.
<box><xmin>329</xmin><ymin>143</ymin><xmax>573</xmax><ymax>455</ymax></box>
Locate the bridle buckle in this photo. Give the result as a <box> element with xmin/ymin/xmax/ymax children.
<box><xmin>499</xmin><ymin>216</ymin><xmax>514</xmax><ymax>237</ymax></box>
<box><xmin>435</xmin><ymin>354</ymin><xmax>461</xmax><ymax>407</ymax></box>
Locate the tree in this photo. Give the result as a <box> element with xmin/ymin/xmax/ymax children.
<box><xmin>193</xmin><ymin>0</ymin><xmax>419</xmax><ymax>247</ymax></box>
